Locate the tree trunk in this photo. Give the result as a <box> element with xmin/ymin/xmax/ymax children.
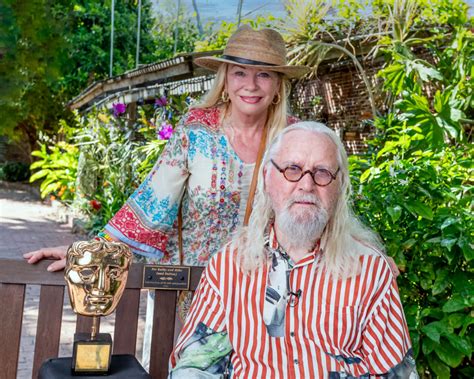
<box><xmin>173</xmin><ymin>0</ymin><xmax>181</xmax><ymax>55</ymax></box>
<box><xmin>191</xmin><ymin>0</ymin><xmax>203</xmax><ymax>35</ymax></box>
<box><xmin>236</xmin><ymin>0</ymin><xmax>243</xmax><ymax>26</ymax></box>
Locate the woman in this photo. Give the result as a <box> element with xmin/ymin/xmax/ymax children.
<box><xmin>24</xmin><ymin>25</ymin><xmax>309</xmax><ymax>270</ymax></box>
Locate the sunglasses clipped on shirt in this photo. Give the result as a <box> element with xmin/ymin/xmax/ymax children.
<box><xmin>270</xmin><ymin>159</ymin><xmax>339</xmax><ymax>187</ymax></box>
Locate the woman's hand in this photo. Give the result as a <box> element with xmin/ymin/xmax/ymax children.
<box><xmin>23</xmin><ymin>245</ymin><xmax>69</xmax><ymax>272</ymax></box>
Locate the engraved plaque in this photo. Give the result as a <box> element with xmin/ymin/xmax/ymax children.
<box><xmin>143</xmin><ymin>265</ymin><xmax>190</xmax><ymax>290</ymax></box>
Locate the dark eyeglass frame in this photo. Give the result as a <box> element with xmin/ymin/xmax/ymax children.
<box><xmin>270</xmin><ymin>159</ymin><xmax>340</xmax><ymax>187</ymax></box>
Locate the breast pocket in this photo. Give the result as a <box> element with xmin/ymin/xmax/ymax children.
<box><xmin>306</xmin><ymin>305</ymin><xmax>360</xmax><ymax>354</ymax></box>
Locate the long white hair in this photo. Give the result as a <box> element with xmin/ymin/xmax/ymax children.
<box><xmin>233</xmin><ymin>121</ymin><xmax>384</xmax><ymax>278</ymax></box>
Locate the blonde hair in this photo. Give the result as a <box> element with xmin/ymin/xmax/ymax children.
<box><xmin>192</xmin><ymin>63</ymin><xmax>291</xmax><ymax>142</ymax></box>
<box><xmin>234</xmin><ymin>121</ymin><xmax>384</xmax><ymax>278</ymax></box>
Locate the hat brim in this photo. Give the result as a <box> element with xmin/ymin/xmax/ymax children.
<box><xmin>194</xmin><ymin>56</ymin><xmax>310</xmax><ymax>79</ymax></box>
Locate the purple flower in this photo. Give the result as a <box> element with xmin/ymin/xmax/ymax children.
<box><xmin>155</xmin><ymin>96</ymin><xmax>168</xmax><ymax>107</ymax></box>
<box><xmin>158</xmin><ymin>122</ymin><xmax>174</xmax><ymax>140</ymax></box>
<box><xmin>112</xmin><ymin>103</ymin><xmax>126</xmax><ymax>116</ymax></box>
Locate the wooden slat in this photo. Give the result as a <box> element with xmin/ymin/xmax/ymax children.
<box><xmin>147</xmin><ymin>267</ymin><xmax>202</xmax><ymax>378</ymax></box>
<box><xmin>0</xmin><ymin>259</ymin><xmax>66</xmax><ymax>285</ymax></box>
<box><xmin>32</xmin><ymin>285</ymin><xmax>65</xmax><ymax>378</ymax></box>
<box><xmin>76</xmin><ymin>314</ymin><xmax>98</xmax><ymax>334</ymax></box>
<box><xmin>0</xmin><ymin>259</ymin><xmax>203</xmax><ymax>290</ymax></box>
<box><xmin>0</xmin><ymin>283</ymin><xmax>25</xmax><ymax>379</ymax></box>
<box><xmin>190</xmin><ymin>266</ymin><xmax>204</xmax><ymax>290</ymax></box>
<box><xmin>113</xmin><ymin>288</ymin><xmax>140</xmax><ymax>355</ymax></box>
<box><xmin>149</xmin><ymin>290</ymin><xmax>178</xmax><ymax>379</ymax></box>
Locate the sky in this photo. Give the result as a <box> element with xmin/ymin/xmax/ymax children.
<box><xmin>152</xmin><ymin>0</ymin><xmax>474</xmax><ymax>23</ymax></box>
<box><xmin>152</xmin><ymin>0</ymin><xmax>284</xmax><ymax>22</ymax></box>
<box><xmin>183</xmin><ymin>0</ymin><xmax>286</xmax><ymax>21</ymax></box>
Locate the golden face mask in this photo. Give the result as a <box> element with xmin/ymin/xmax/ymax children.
<box><xmin>65</xmin><ymin>240</ymin><xmax>132</xmax><ymax>317</ymax></box>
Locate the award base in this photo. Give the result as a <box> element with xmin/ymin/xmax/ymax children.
<box><xmin>72</xmin><ymin>333</ymin><xmax>112</xmax><ymax>375</ymax></box>
<box><xmin>39</xmin><ymin>354</ymin><xmax>151</xmax><ymax>378</ymax></box>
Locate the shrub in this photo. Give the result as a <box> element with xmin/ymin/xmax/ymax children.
<box><xmin>0</xmin><ymin>161</ymin><xmax>30</xmax><ymax>182</ymax></box>
<box><xmin>350</xmin><ymin>15</ymin><xmax>473</xmax><ymax>378</ymax></box>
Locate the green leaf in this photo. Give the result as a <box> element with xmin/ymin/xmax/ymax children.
<box><xmin>31</xmin><ymin>150</ymin><xmax>46</xmax><ymax>158</ymax></box>
<box><xmin>402</xmin><ymin>238</ymin><xmax>417</xmax><ymax>250</ymax></box>
<box><xmin>29</xmin><ymin>170</ymin><xmax>49</xmax><ymax>182</ymax></box>
<box><xmin>411</xmin><ymin>61</ymin><xmax>443</xmax><ymax>82</ymax></box>
<box><xmin>40</xmin><ymin>182</ymin><xmax>61</xmax><ymax>198</ymax></box>
<box><xmin>427</xmin><ymin>353</ymin><xmax>451</xmax><ymax>379</ymax></box>
<box><xmin>440</xmin><ymin>217</ymin><xmax>458</xmax><ymax>229</ymax></box>
<box><xmin>443</xmin><ymin>295</ymin><xmax>467</xmax><ymax>313</ymax></box>
<box><xmin>457</xmin><ymin>236</ymin><xmax>474</xmax><ymax>261</ymax></box>
<box><xmin>426</xmin><ymin>237</ymin><xmax>441</xmax><ymax>244</ymax></box>
<box><xmin>444</xmin><ymin>246</ymin><xmax>459</xmax><ymax>265</ymax></box>
<box><xmin>441</xmin><ymin>238</ymin><xmax>457</xmax><ymax>251</ymax></box>
<box><xmin>434</xmin><ymin>341</ymin><xmax>464</xmax><ymax>367</ymax></box>
<box><xmin>422</xmin><ymin>337</ymin><xmax>437</xmax><ymax>355</ymax></box>
<box><xmin>422</xmin><ymin>323</ymin><xmax>441</xmax><ymax>343</ymax></box>
<box><xmin>360</xmin><ymin>168</ymin><xmax>372</xmax><ymax>183</ymax></box>
<box><xmin>421</xmin><ymin>307</ymin><xmax>444</xmax><ymax>319</ymax></box>
<box><xmin>404</xmin><ymin>199</ymin><xmax>434</xmax><ymax>220</ymax></box>
<box><xmin>387</xmin><ymin>205</ymin><xmax>402</xmax><ymax>222</ymax></box>
<box><xmin>445</xmin><ymin>334</ymin><xmax>472</xmax><ymax>356</ymax></box>
<box><xmin>447</xmin><ymin>313</ymin><xmax>466</xmax><ymax>329</ymax></box>
<box><xmin>436</xmin><ymin>116</ymin><xmax>459</xmax><ymax>139</ymax></box>
<box><xmin>434</xmin><ymin>90</ymin><xmax>443</xmax><ymax>113</ymax></box>
<box><xmin>30</xmin><ymin>160</ymin><xmax>46</xmax><ymax>169</ymax></box>
<box><xmin>460</xmin><ymin>315</ymin><xmax>474</xmax><ymax>336</ymax></box>
<box><xmin>432</xmin><ymin>269</ymin><xmax>449</xmax><ymax>295</ymax></box>
<box><xmin>450</xmin><ymin>107</ymin><xmax>463</xmax><ymax>122</ymax></box>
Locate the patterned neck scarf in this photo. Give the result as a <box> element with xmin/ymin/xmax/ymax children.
<box><xmin>262</xmin><ymin>226</ymin><xmax>319</xmax><ymax>337</ymax></box>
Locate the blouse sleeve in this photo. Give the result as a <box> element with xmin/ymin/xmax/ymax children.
<box><xmin>103</xmin><ymin>123</ymin><xmax>189</xmax><ymax>260</ymax></box>
<box><xmin>169</xmin><ymin>256</ymin><xmax>231</xmax><ymax>375</ymax></box>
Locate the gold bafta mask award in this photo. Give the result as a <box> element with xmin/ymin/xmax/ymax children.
<box><xmin>65</xmin><ymin>240</ymin><xmax>132</xmax><ymax>375</ymax></box>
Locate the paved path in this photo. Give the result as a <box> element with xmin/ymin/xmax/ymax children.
<box><xmin>0</xmin><ymin>182</ymin><xmax>146</xmax><ymax>377</ymax></box>
<box><xmin>0</xmin><ymin>183</ymin><xmax>81</xmax><ymax>259</ymax></box>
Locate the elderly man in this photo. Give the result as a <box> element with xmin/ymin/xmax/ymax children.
<box><xmin>169</xmin><ymin>122</ymin><xmax>417</xmax><ymax>378</ymax></box>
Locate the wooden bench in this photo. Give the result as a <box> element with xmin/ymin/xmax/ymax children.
<box><xmin>0</xmin><ymin>258</ymin><xmax>204</xmax><ymax>379</ymax></box>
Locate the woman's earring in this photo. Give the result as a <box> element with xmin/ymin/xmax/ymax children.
<box><xmin>221</xmin><ymin>91</ymin><xmax>229</xmax><ymax>103</ymax></box>
<box><xmin>272</xmin><ymin>93</ymin><xmax>281</xmax><ymax>105</ymax></box>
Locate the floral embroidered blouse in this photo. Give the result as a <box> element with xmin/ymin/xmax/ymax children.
<box><xmin>104</xmin><ymin>107</ymin><xmax>297</xmax><ymax>266</ymax></box>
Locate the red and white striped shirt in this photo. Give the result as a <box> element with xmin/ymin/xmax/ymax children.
<box><xmin>170</xmin><ymin>234</ymin><xmax>413</xmax><ymax>378</ymax></box>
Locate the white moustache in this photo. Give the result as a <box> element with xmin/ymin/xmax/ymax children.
<box><xmin>287</xmin><ymin>194</ymin><xmax>321</xmax><ymax>208</ymax></box>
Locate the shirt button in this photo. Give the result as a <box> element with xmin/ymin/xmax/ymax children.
<box><xmin>294</xmin><ymin>359</ymin><xmax>299</xmax><ymax>365</ymax></box>
<box><xmin>290</xmin><ymin>332</ymin><xmax>295</xmax><ymax>337</ymax></box>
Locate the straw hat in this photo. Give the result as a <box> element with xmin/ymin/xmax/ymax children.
<box><xmin>194</xmin><ymin>25</ymin><xmax>310</xmax><ymax>79</ymax></box>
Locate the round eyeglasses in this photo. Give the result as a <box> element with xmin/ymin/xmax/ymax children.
<box><xmin>270</xmin><ymin>159</ymin><xmax>339</xmax><ymax>187</ymax></box>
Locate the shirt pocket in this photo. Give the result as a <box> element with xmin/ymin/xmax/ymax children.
<box><xmin>305</xmin><ymin>305</ymin><xmax>361</xmax><ymax>354</ymax></box>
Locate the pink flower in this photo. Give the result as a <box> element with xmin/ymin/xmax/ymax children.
<box><xmin>155</xmin><ymin>96</ymin><xmax>168</xmax><ymax>107</ymax></box>
<box><xmin>112</xmin><ymin>103</ymin><xmax>126</xmax><ymax>116</ymax></box>
<box><xmin>158</xmin><ymin>122</ymin><xmax>174</xmax><ymax>140</ymax></box>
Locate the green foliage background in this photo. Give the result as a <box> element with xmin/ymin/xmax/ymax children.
<box><xmin>0</xmin><ymin>0</ymin><xmax>157</xmax><ymax>155</ymax></box>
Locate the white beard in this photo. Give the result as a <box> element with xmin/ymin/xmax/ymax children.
<box><xmin>274</xmin><ymin>193</ymin><xmax>328</xmax><ymax>250</ymax></box>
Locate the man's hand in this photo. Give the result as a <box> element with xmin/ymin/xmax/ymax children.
<box><xmin>387</xmin><ymin>256</ymin><xmax>400</xmax><ymax>277</ymax></box>
<box><xmin>23</xmin><ymin>245</ymin><xmax>69</xmax><ymax>272</ymax></box>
